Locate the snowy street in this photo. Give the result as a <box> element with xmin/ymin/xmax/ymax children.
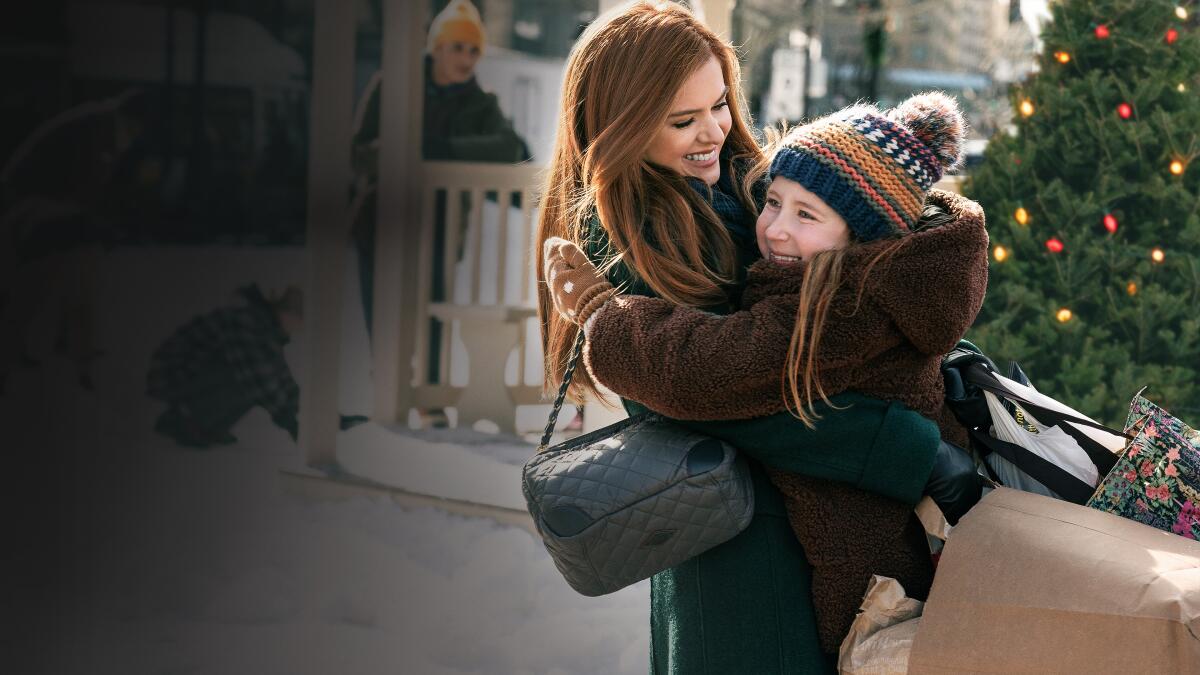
<box><xmin>5</xmin><ymin>246</ymin><xmax>647</xmax><ymax>674</ymax></box>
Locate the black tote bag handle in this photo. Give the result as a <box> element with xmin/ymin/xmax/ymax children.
<box><xmin>968</xmin><ymin>428</ymin><xmax>1097</xmax><ymax>504</ymax></box>
<box><xmin>963</xmin><ymin>363</ymin><xmax>1127</xmax><ymax>478</ymax></box>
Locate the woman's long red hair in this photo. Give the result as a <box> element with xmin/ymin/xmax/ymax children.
<box><xmin>536</xmin><ymin>1</ymin><xmax>764</xmax><ymax>401</ymax></box>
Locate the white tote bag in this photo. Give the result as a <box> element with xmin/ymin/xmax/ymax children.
<box><xmin>964</xmin><ymin>365</ymin><xmax>1127</xmax><ymax>503</ymax></box>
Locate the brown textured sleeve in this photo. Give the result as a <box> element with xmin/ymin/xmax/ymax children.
<box><xmin>581</xmin><ymin>287</ymin><xmax>900</xmax><ymax>420</ymax></box>
<box><xmin>582</xmin><ymin>292</ymin><xmax>799</xmax><ymax>420</ymax></box>
<box><xmin>869</xmin><ymin>194</ymin><xmax>990</xmax><ymax>356</ymax></box>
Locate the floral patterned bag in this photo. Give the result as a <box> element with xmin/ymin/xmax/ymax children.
<box><xmin>1086</xmin><ymin>389</ymin><xmax>1200</xmax><ymax>540</ymax></box>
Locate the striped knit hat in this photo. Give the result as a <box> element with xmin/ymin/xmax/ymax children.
<box><xmin>768</xmin><ymin>91</ymin><xmax>966</xmax><ymax>242</ymax></box>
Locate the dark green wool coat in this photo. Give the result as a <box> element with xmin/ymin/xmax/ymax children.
<box><xmin>580</xmin><ymin>180</ymin><xmax>940</xmax><ymax>674</ymax></box>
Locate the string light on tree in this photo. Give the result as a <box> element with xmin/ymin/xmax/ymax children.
<box><xmin>1019</xmin><ymin>99</ymin><xmax>1035</xmax><ymax>117</ymax></box>
<box><xmin>1015</xmin><ymin>206</ymin><xmax>1030</xmax><ymax>225</ymax></box>
<box><xmin>993</xmin><ymin>245</ymin><xmax>1009</xmax><ymax>262</ymax></box>
<box><xmin>1054</xmin><ymin>50</ymin><xmax>1071</xmax><ymax>63</ymax></box>
<box><xmin>963</xmin><ymin>0</ymin><xmax>1200</xmax><ymax>425</ymax></box>
<box><xmin>1104</xmin><ymin>213</ymin><xmax>1119</xmax><ymax>233</ymax></box>
<box><xmin>1177</xmin><ymin>5</ymin><xmax>1189</xmax><ymax>20</ymax></box>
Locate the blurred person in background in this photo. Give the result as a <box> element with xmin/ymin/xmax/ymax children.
<box><xmin>422</xmin><ymin>0</ymin><xmax>531</xmax><ymax>163</ymax></box>
<box><xmin>146</xmin><ymin>284</ymin><xmax>304</xmax><ymax>448</ymax></box>
<box><xmin>350</xmin><ymin>0</ymin><xmax>530</xmax><ymax>427</ymax></box>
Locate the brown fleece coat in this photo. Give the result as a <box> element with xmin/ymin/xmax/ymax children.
<box><xmin>583</xmin><ymin>190</ymin><xmax>989</xmax><ymax>653</ymax></box>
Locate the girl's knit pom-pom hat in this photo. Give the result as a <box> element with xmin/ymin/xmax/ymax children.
<box><xmin>768</xmin><ymin>91</ymin><xmax>967</xmax><ymax>242</ymax></box>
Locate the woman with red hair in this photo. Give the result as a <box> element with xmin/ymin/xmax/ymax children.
<box><xmin>536</xmin><ymin>3</ymin><xmax>970</xmax><ymax>672</ymax></box>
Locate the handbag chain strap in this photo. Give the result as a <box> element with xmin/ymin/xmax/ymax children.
<box><xmin>537</xmin><ymin>328</ymin><xmax>587</xmax><ymax>453</ymax></box>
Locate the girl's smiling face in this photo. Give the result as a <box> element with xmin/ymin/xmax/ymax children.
<box><xmin>756</xmin><ymin>176</ymin><xmax>851</xmax><ymax>263</ymax></box>
<box><xmin>643</xmin><ymin>54</ymin><xmax>732</xmax><ymax>186</ymax></box>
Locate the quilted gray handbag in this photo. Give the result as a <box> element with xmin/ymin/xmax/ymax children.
<box><xmin>521</xmin><ymin>331</ymin><xmax>755</xmax><ymax>597</ymax></box>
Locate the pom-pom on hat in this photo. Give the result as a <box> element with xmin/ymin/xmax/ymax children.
<box><xmin>767</xmin><ymin>91</ymin><xmax>966</xmax><ymax>242</ymax></box>
<box><xmin>427</xmin><ymin>0</ymin><xmax>486</xmax><ymax>53</ymax></box>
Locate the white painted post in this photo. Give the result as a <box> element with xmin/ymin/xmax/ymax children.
<box><xmin>696</xmin><ymin>0</ymin><xmax>736</xmax><ymax>41</ymax></box>
<box><xmin>299</xmin><ymin>0</ymin><xmax>355</xmax><ymax>466</ymax></box>
<box><xmin>372</xmin><ymin>0</ymin><xmax>428</xmax><ymax>423</ymax></box>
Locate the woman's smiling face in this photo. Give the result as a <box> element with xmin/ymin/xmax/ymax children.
<box><xmin>643</xmin><ymin>54</ymin><xmax>731</xmax><ymax>186</ymax></box>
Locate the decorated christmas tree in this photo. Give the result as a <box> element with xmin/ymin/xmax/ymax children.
<box><xmin>964</xmin><ymin>0</ymin><xmax>1200</xmax><ymax>426</ymax></box>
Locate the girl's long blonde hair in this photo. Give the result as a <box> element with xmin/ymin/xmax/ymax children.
<box><xmin>536</xmin><ymin>1</ymin><xmax>764</xmax><ymax>401</ymax></box>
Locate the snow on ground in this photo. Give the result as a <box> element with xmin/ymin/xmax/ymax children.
<box><xmin>16</xmin><ymin>435</ymin><xmax>648</xmax><ymax>675</ymax></box>
<box><xmin>337</xmin><ymin>423</ymin><xmax>528</xmax><ymax>511</ymax></box>
<box><xmin>5</xmin><ymin>245</ymin><xmax>648</xmax><ymax>674</ymax></box>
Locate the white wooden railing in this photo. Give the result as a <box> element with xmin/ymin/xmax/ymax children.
<box><xmin>305</xmin><ymin>0</ymin><xmax>736</xmax><ymax>462</ymax></box>
<box><xmin>407</xmin><ymin>161</ymin><xmax>546</xmax><ymax>434</ymax></box>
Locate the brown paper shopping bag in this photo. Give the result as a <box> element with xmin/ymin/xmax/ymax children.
<box><xmin>908</xmin><ymin>488</ymin><xmax>1200</xmax><ymax>673</ymax></box>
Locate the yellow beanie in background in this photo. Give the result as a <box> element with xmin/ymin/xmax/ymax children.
<box><xmin>427</xmin><ymin>0</ymin><xmax>486</xmax><ymax>53</ymax></box>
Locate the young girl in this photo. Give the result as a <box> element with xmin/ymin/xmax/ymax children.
<box><xmin>544</xmin><ymin>91</ymin><xmax>988</xmax><ymax>654</ymax></box>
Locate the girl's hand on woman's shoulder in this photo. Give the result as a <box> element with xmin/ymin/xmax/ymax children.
<box><xmin>542</xmin><ymin>237</ymin><xmax>617</xmax><ymax>326</ymax></box>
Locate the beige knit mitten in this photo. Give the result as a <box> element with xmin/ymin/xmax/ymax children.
<box><xmin>542</xmin><ymin>236</ymin><xmax>617</xmax><ymax>325</ymax></box>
